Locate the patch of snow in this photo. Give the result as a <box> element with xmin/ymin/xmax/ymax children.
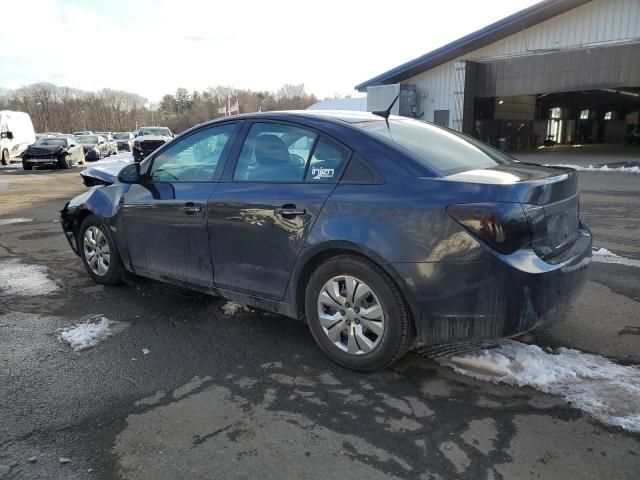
<box><xmin>438</xmin><ymin>340</ymin><xmax>640</xmax><ymax>433</ymax></box>
<box><xmin>592</xmin><ymin>247</ymin><xmax>640</xmax><ymax>268</ymax></box>
<box><xmin>0</xmin><ymin>217</ymin><xmax>33</xmax><ymax>226</ymax></box>
<box><xmin>221</xmin><ymin>301</ymin><xmax>252</xmax><ymax>315</ymax></box>
<box><xmin>554</xmin><ymin>164</ymin><xmax>640</xmax><ymax>173</ymax></box>
<box><xmin>58</xmin><ymin>315</ymin><xmax>127</xmax><ymax>351</ymax></box>
<box><xmin>0</xmin><ymin>258</ymin><xmax>59</xmax><ymax>296</ymax></box>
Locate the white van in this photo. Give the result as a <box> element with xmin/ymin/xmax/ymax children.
<box><xmin>1</xmin><ymin>110</ymin><xmax>36</xmax><ymax>165</ymax></box>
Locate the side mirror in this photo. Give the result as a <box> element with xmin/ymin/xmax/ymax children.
<box><xmin>6</xmin><ymin>131</ymin><xmax>13</xmax><ymax>140</ymax></box>
<box><xmin>99</xmin><ymin>141</ymin><xmax>105</xmax><ymax>145</ymax></box>
<box><xmin>118</xmin><ymin>162</ymin><xmax>141</xmax><ymax>184</ymax></box>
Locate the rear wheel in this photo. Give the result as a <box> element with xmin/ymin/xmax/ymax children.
<box><xmin>1</xmin><ymin>149</ymin><xmax>9</xmax><ymax>165</ymax></box>
<box><xmin>79</xmin><ymin>215</ymin><xmax>124</xmax><ymax>285</ymax></box>
<box><xmin>305</xmin><ymin>255</ymin><xmax>414</xmax><ymax>372</ymax></box>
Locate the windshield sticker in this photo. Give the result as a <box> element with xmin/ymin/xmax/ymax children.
<box><xmin>311</xmin><ymin>167</ymin><xmax>334</xmax><ymax>179</ymax></box>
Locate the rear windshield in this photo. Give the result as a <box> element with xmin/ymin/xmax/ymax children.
<box><xmin>356</xmin><ymin>118</ymin><xmax>512</xmax><ymax>175</ymax></box>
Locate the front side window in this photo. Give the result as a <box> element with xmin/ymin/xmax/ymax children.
<box><xmin>234</xmin><ymin>123</ymin><xmax>317</xmax><ymax>181</ymax></box>
<box><xmin>150</xmin><ymin>123</ymin><xmax>239</xmax><ymax>182</ymax></box>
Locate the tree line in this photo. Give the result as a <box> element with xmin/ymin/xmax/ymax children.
<box><xmin>0</xmin><ymin>83</ymin><xmax>318</xmax><ymax>134</ymax></box>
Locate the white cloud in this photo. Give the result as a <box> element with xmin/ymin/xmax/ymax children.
<box><xmin>1</xmin><ymin>0</ymin><xmax>539</xmax><ymax>100</ymax></box>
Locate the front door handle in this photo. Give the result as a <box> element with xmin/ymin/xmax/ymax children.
<box><xmin>182</xmin><ymin>202</ymin><xmax>203</xmax><ymax>215</ymax></box>
<box><xmin>275</xmin><ymin>205</ymin><xmax>307</xmax><ymax>217</ymax></box>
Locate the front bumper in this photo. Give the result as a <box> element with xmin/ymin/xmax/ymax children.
<box><xmin>23</xmin><ymin>157</ymin><xmax>57</xmax><ymax>164</ymax></box>
<box><xmin>393</xmin><ymin>225</ymin><xmax>592</xmax><ymax>346</ymax></box>
<box><xmin>117</xmin><ymin>142</ymin><xmax>131</xmax><ymax>151</ymax></box>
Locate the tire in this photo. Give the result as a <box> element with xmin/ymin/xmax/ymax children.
<box><xmin>22</xmin><ymin>161</ymin><xmax>33</xmax><ymax>170</ymax></box>
<box><xmin>78</xmin><ymin>215</ymin><xmax>124</xmax><ymax>285</ymax></box>
<box><xmin>57</xmin><ymin>155</ymin><xmax>71</xmax><ymax>169</ymax></box>
<box><xmin>1</xmin><ymin>149</ymin><xmax>9</xmax><ymax>165</ymax></box>
<box><xmin>305</xmin><ymin>255</ymin><xmax>414</xmax><ymax>372</ymax></box>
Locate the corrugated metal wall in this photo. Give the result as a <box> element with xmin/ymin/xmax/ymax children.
<box><xmin>404</xmin><ymin>0</ymin><xmax>640</xmax><ymax>126</ymax></box>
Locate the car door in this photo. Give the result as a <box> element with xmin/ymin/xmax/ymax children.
<box><xmin>122</xmin><ymin>122</ymin><xmax>241</xmax><ymax>285</ymax></box>
<box><xmin>207</xmin><ymin>121</ymin><xmax>351</xmax><ymax>300</ymax></box>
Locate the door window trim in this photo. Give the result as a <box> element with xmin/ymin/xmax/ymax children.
<box><xmin>144</xmin><ymin>121</ymin><xmax>243</xmax><ymax>184</ymax></box>
<box><xmin>220</xmin><ymin>119</ymin><xmax>353</xmax><ymax>184</ymax></box>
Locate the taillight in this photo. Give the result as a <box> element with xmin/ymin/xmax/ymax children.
<box><xmin>447</xmin><ymin>202</ymin><xmax>531</xmax><ymax>255</ymax></box>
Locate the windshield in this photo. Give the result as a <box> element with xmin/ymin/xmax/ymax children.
<box><xmin>113</xmin><ymin>133</ymin><xmax>130</xmax><ymax>139</ymax></box>
<box><xmin>356</xmin><ymin>118</ymin><xmax>512</xmax><ymax>175</ymax></box>
<box><xmin>139</xmin><ymin>128</ymin><xmax>171</xmax><ymax>137</ymax></box>
<box><xmin>76</xmin><ymin>135</ymin><xmax>99</xmax><ymax>144</ymax></box>
<box><xmin>35</xmin><ymin>138</ymin><xmax>66</xmax><ymax>147</ymax></box>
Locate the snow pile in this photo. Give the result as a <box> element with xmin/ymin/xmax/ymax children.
<box><xmin>439</xmin><ymin>340</ymin><xmax>640</xmax><ymax>432</ymax></box>
<box><xmin>58</xmin><ymin>315</ymin><xmax>126</xmax><ymax>351</ymax></box>
<box><xmin>554</xmin><ymin>164</ymin><xmax>640</xmax><ymax>173</ymax></box>
<box><xmin>0</xmin><ymin>217</ymin><xmax>33</xmax><ymax>226</ymax></box>
<box><xmin>221</xmin><ymin>301</ymin><xmax>252</xmax><ymax>315</ymax></box>
<box><xmin>0</xmin><ymin>258</ymin><xmax>59</xmax><ymax>296</ymax></box>
<box><xmin>592</xmin><ymin>248</ymin><xmax>640</xmax><ymax>268</ymax></box>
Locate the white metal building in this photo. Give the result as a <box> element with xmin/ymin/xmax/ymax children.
<box><xmin>357</xmin><ymin>0</ymin><xmax>640</xmax><ymax>150</ymax></box>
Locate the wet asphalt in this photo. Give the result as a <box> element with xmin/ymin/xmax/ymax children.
<box><xmin>0</xmin><ymin>147</ymin><xmax>639</xmax><ymax>479</ymax></box>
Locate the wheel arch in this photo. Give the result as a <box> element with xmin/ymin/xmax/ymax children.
<box><xmin>290</xmin><ymin>241</ymin><xmax>418</xmax><ymax>324</ymax></box>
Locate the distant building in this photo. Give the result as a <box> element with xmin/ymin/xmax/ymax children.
<box><xmin>307</xmin><ymin>97</ymin><xmax>367</xmax><ymax>112</ymax></box>
<box><xmin>356</xmin><ymin>0</ymin><xmax>640</xmax><ymax>150</ymax></box>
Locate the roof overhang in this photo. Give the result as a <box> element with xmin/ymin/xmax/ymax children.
<box><xmin>355</xmin><ymin>0</ymin><xmax>593</xmax><ymax>92</ymax></box>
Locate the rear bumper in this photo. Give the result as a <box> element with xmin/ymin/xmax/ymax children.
<box><xmin>393</xmin><ymin>225</ymin><xmax>592</xmax><ymax>346</ymax></box>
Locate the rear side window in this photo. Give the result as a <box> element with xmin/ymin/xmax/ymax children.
<box><xmin>234</xmin><ymin>123</ymin><xmax>317</xmax><ymax>181</ymax></box>
<box><xmin>357</xmin><ymin>118</ymin><xmax>512</xmax><ymax>175</ymax></box>
<box><xmin>305</xmin><ymin>138</ymin><xmax>349</xmax><ymax>182</ymax></box>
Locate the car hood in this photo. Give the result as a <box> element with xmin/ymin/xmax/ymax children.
<box><xmin>26</xmin><ymin>145</ymin><xmax>66</xmax><ymax>155</ymax></box>
<box><xmin>79</xmin><ymin>162</ymin><xmax>129</xmax><ymax>187</ymax></box>
<box><xmin>136</xmin><ymin>135</ymin><xmax>170</xmax><ymax>142</ymax></box>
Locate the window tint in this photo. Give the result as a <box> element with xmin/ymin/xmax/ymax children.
<box><xmin>357</xmin><ymin>118</ymin><xmax>512</xmax><ymax>175</ymax></box>
<box><xmin>341</xmin><ymin>155</ymin><xmax>376</xmax><ymax>182</ymax></box>
<box><xmin>234</xmin><ymin>123</ymin><xmax>316</xmax><ymax>181</ymax></box>
<box><xmin>150</xmin><ymin>123</ymin><xmax>238</xmax><ymax>182</ymax></box>
<box><xmin>305</xmin><ymin>138</ymin><xmax>349</xmax><ymax>182</ymax></box>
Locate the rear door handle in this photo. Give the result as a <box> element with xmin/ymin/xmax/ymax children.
<box><xmin>182</xmin><ymin>202</ymin><xmax>203</xmax><ymax>215</ymax></box>
<box><xmin>275</xmin><ymin>205</ymin><xmax>307</xmax><ymax>217</ymax></box>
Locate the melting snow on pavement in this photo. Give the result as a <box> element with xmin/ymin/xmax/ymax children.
<box><xmin>592</xmin><ymin>247</ymin><xmax>640</xmax><ymax>268</ymax></box>
<box><xmin>438</xmin><ymin>340</ymin><xmax>640</xmax><ymax>432</ymax></box>
<box><xmin>58</xmin><ymin>315</ymin><xmax>128</xmax><ymax>351</ymax></box>
<box><xmin>554</xmin><ymin>164</ymin><xmax>640</xmax><ymax>173</ymax></box>
<box><xmin>0</xmin><ymin>258</ymin><xmax>59</xmax><ymax>296</ymax></box>
<box><xmin>221</xmin><ymin>301</ymin><xmax>252</xmax><ymax>315</ymax></box>
<box><xmin>0</xmin><ymin>217</ymin><xmax>33</xmax><ymax>226</ymax></box>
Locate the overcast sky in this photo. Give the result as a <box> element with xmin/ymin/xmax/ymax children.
<box><xmin>1</xmin><ymin>0</ymin><xmax>539</xmax><ymax>102</ymax></box>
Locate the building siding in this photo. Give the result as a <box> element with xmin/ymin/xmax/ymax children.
<box><xmin>403</xmin><ymin>0</ymin><xmax>640</xmax><ymax>126</ymax></box>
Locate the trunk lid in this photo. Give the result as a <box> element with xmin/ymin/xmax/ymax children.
<box><xmin>447</xmin><ymin>163</ymin><xmax>581</xmax><ymax>260</ymax></box>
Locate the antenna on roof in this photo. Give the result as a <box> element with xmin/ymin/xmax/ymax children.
<box><xmin>372</xmin><ymin>94</ymin><xmax>399</xmax><ymax>128</ymax></box>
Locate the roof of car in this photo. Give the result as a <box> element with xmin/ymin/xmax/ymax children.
<box><xmin>208</xmin><ymin>110</ymin><xmax>385</xmax><ymax>125</ymax></box>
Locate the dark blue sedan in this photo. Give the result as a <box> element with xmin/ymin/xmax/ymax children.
<box><xmin>61</xmin><ymin>111</ymin><xmax>592</xmax><ymax>371</ymax></box>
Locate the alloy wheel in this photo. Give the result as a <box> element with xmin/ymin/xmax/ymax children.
<box><xmin>83</xmin><ymin>226</ymin><xmax>110</xmax><ymax>276</ymax></box>
<box><xmin>317</xmin><ymin>275</ymin><xmax>385</xmax><ymax>355</ymax></box>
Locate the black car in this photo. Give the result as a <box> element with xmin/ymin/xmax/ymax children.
<box><xmin>75</xmin><ymin>135</ymin><xmax>109</xmax><ymax>161</ymax></box>
<box><xmin>627</xmin><ymin>128</ymin><xmax>640</xmax><ymax>144</ymax></box>
<box><xmin>132</xmin><ymin>127</ymin><xmax>173</xmax><ymax>162</ymax></box>
<box><xmin>22</xmin><ymin>136</ymin><xmax>84</xmax><ymax>170</ymax></box>
<box><xmin>61</xmin><ymin>111</ymin><xmax>592</xmax><ymax>371</ymax></box>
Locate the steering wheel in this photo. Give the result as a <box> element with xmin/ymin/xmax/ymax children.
<box><xmin>153</xmin><ymin>169</ymin><xmax>180</xmax><ymax>181</ymax></box>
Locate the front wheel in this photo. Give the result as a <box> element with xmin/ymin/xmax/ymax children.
<box><xmin>1</xmin><ymin>149</ymin><xmax>9</xmax><ymax>165</ymax></box>
<box><xmin>305</xmin><ymin>255</ymin><xmax>414</xmax><ymax>372</ymax></box>
<box><xmin>58</xmin><ymin>155</ymin><xmax>71</xmax><ymax>169</ymax></box>
<box><xmin>79</xmin><ymin>215</ymin><xmax>124</xmax><ymax>285</ymax></box>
